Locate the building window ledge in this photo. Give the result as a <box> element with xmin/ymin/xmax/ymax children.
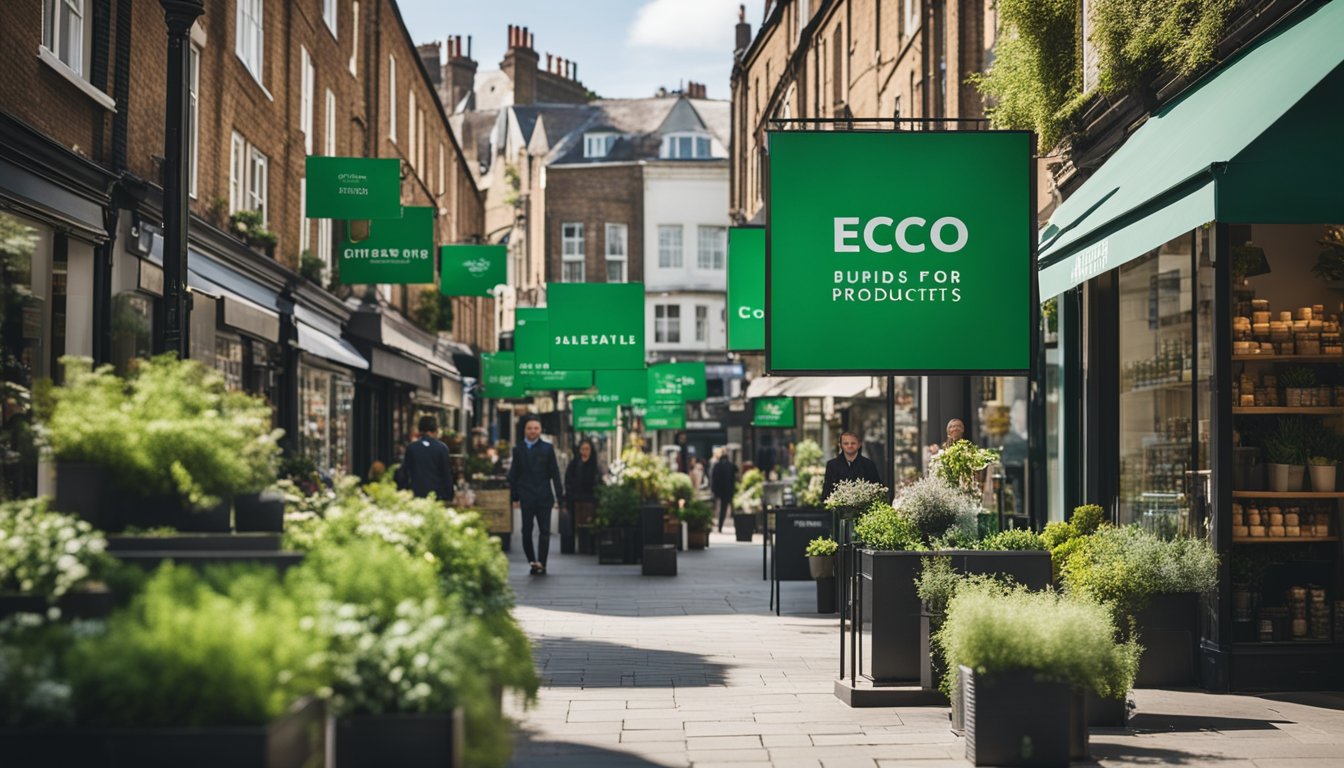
<box><xmin>236</xmin><ymin>55</ymin><xmax>275</xmax><ymax>101</ymax></box>
<box><xmin>37</xmin><ymin>46</ymin><xmax>117</xmax><ymax>113</ymax></box>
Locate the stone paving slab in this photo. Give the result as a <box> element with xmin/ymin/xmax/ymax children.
<box><xmin>506</xmin><ymin>525</ymin><xmax>1344</xmax><ymax>767</ymax></box>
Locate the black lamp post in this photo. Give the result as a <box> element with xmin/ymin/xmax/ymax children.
<box><xmin>156</xmin><ymin>0</ymin><xmax>204</xmax><ymax>357</ymax></box>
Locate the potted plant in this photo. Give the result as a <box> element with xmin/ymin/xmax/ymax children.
<box><xmin>0</xmin><ymin>498</ymin><xmax>115</xmax><ymax>621</ymax></box>
<box><xmin>804</xmin><ymin>536</ymin><xmax>839</xmax><ymax>614</ymax></box>
<box><xmin>679</xmin><ymin>500</ymin><xmax>713</xmax><ymax>549</ymax></box>
<box><xmin>851</xmin><ymin>501</ymin><xmax>926</xmax><ymax>682</ymax></box>
<box><xmin>594</xmin><ymin>484</ymin><xmax>641</xmax><ymax>564</ymax></box>
<box><xmin>930</xmin><ymin>440</ymin><xmax>1000</xmax><ymax>496</ymax></box>
<box><xmin>732</xmin><ymin>468</ymin><xmax>764</xmax><ymax>541</ymax></box>
<box><xmin>1278</xmin><ymin>366</ymin><xmax>1316</xmax><ymax>407</ymax></box>
<box><xmin>1262</xmin><ymin>417</ymin><xmax>1309</xmax><ymax>493</ymax></box>
<box><xmin>1308</xmin><ymin>455</ymin><xmax>1337</xmax><ymax>493</ymax></box>
<box><xmin>915</xmin><ymin>555</ymin><xmax>958</xmax><ymax>693</ymax></box>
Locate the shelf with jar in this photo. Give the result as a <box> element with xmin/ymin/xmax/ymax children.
<box><xmin>1121</xmin><ymin>338</ymin><xmax>1193</xmax><ymax>394</ymax></box>
<box><xmin>1232</xmin><ymin>299</ymin><xmax>1344</xmax><ymax>358</ymax></box>
<box><xmin>1231</xmin><ymin>501</ymin><xmax>1335</xmax><ymax>541</ymax></box>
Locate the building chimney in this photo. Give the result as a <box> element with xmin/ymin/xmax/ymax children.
<box><xmin>546</xmin><ymin>53</ymin><xmax>553</xmax><ymax>72</ymax></box>
<box><xmin>502</xmin><ymin>23</ymin><xmax>539</xmax><ymax>104</ymax></box>
<box><xmin>417</xmin><ymin>42</ymin><xmax>442</xmax><ymax>86</ymax></box>
<box><xmin>735</xmin><ymin>4</ymin><xmax>752</xmax><ymax>53</ymax></box>
<box><xmin>440</xmin><ymin>34</ymin><xmax>477</xmax><ymax>112</ymax></box>
<box><xmin>467</xmin><ymin>35</ymin><xmax>472</xmax><ymax>58</ymax></box>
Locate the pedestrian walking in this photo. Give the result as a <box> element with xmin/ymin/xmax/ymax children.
<box><xmin>689</xmin><ymin>457</ymin><xmax>706</xmax><ymax>493</ymax></box>
<box><xmin>563</xmin><ymin>438</ymin><xmax>603</xmax><ymax>550</ymax></box>
<box><xmin>709</xmin><ymin>449</ymin><xmax>738</xmax><ymax>533</ymax></box>
<box><xmin>508</xmin><ymin>415</ymin><xmax>564</xmax><ymax>575</ymax></box>
<box><xmin>822</xmin><ymin>431</ymin><xmax>882</xmax><ymax>502</ymax></box>
<box><xmin>394</xmin><ymin>415</ymin><xmax>455</xmax><ymax>502</ymax></box>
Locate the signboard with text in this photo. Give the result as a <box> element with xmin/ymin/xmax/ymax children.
<box><xmin>767</xmin><ymin>131</ymin><xmax>1033</xmax><ymax>374</ymax></box>
<box><xmin>648</xmin><ymin>361</ymin><xmax>707</xmax><ymax>403</ymax></box>
<box><xmin>642</xmin><ymin>402</ymin><xmax>685</xmax><ymax>430</ymax></box>
<box><xmin>595</xmin><ymin>368</ymin><xmax>648</xmax><ymax>407</ymax></box>
<box><xmin>752</xmin><ymin>397</ymin><xmax>795</xmax><ymax>428</ymax></box>
<box><xmin>441</xmin><ymin>244</ymin><xmax>507</xmax><ymax>297</ymax></box>
<box><xmin>515</xmin><ymin>307</ymin><xmax>593</xmax><ymax>391</ymax></box>
<box><xmin>305</xmin><ymin>156</ymin><xmax>402</xmax><ymax>220</ymax></box>
<box><xmin>546</xmin><ymin>282</ymin><xmax>646</xmax><ymax>370</ymax></box>
<box><xmin>572</xmin><ymin>398</ymin><xmax>619</xmax><ymax>431</ymax></box>
<box><xmin>727</xmin><ymin>227</ymin><xmax>765</xmax><ymax>350</ymax></box>
<box><xmin>482</xmin><ymin>352</ymin><xmax>524</xmax><ymax>399</ymax></box>
<box><xmin>337</xmin><ymin>205</ymin><xmax>435</xmax><ymax>284</ymax></box>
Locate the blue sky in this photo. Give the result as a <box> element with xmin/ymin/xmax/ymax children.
<box><xmin>396</xmin><ymin>0</ymin><xmax>765</xmax><ymax>100</ymax></box>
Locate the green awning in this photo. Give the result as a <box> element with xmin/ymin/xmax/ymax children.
<box><xmin>1039</xmin><ymin>0</ymin><xmax>1344</xmax><ymax>299</ymax></box>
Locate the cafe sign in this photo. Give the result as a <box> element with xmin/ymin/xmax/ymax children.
<box><xmin>642</xmin><ymin>403</ymin><xmax>685</xmax><ymax>430</ymax></box>
<box><xmin>727</xmin><ymin>227</ymin><xmax>765</xmax><ymax>351</ymax></box>
<box><xmin>572</xmin><ymin>398</ymin><xmax>619</xmax><ymax>432</ymax></box>
<box><xmin>482</xmin><ymin>352</ymin><xmax>523</xmax><ymax>399</ymax></box>
<box><xmin>546</xmin><ymin>282</ymin><xmax>646</xmax><ymax>370</ymax></box>
<box><xmin>648</xmin><ymin>362</ymin><xmax>707</xmax><ymax>403</ymax></box>
<box><xmin>305</xmin><ymin>156</ymin><xmax>402</xmax><ymax>220</ymax></box>
<box><xmin>337</xmin><ymin>205</ymin><xmax>435</xmax><ymax>284</ymax></box>
<box><xmin>595</xmin><ymin>368</ymin><xmax>648</xmax><ymax>407</ymax></box>
<box><xmin>752</xmin><ymin>397</ymin><xmax>795</xmax><ymax>428</ymax></box>
<box><xmin>441</xmin><ymin>244</ymin><xmax>507</xmax><ymax>297</ymax></box>
<box><xmin>515</xmin><ymin>307</ymin><xmax>593</xmax><ymax>391</ymax></box>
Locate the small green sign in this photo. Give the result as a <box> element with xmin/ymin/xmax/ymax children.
<box><xmin>648</xmin><ymin>362</ymin><xmax>707</xmax><ymax>403</ymax></box>
<box><xmin>482</xmin><ymin>352</ymin><xmax>523</xmax><ymax>398</ymax></box>
<box><xmin>752</xmin><ymin>397</ymin><xmax>795</xmax><ymax>428</ymax></box>
<box><xmin>642</xmin><ymin>403</ymin><xmax>685</xmax><ymax>430</ymax></box>
<box><xmin>305</xmin><ymin>156</ymin><xmax>402</xmax><ymax>220</ymax></box>
<box><xmin>337</xmin><ymin>206</ymin><xmax>435</xmax><ymax>284</ymax></box>
<box><xmin>515</xmin><ymin>307</ymin><xmax>593</xmax><ymax>390</ymax></box>
<box><xmin>572</xmin><ymin>398</ymin><xmax>619</xmax><ymax>432</ymax></box>
<box><xmin>595</xmin><ymin>368</ymin><xmax>648</xmax><ymax>407</ymax></box>
<box><xmin>546</xmin><ymin>283</ymin><xmax>646</xmax><ymax>371</ymax></box>
<box><xmin>728</xmin><ymin>227</ymin><xmax>765</xmax><ymax>351</ymax></box>
<box><xmin>767</xmin><ymin>131</ymin><xmax>1033</xmax><ymax>374</ymax></box>
<box><xmin>441</xmin><ymin>244</ymin><xmax>507</xmax><ymax>297</ymax></box>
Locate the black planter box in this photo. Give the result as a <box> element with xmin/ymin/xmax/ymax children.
<box><xmin>558</xmin><ymin>509</ymin><xmax>575</xmax><ymax>554</ymax></box>
<box><xmin>919</xmin><ymin>610</ymin><xmax>945</xmax><ymax>693</ymax></box>
<box><xmin>175</xmin><ymin>500</ymin><xmax>233</xmax><ymax>533</ymax></box>
<box><xmin>596</xmin><ymin>527</ymin><xmax>641</xmax><ymax>565</ymax></box>
<box><xmin>639</xmin><ymin>505</ymin><xmax>667</xmax><ymax>552</ymax></box>
<box><xmin>815</xmin><ymin>576</ymin><xmax>837</xmax><ymax>613</ymax></box>
<box><xmin>577</xmin><ymin>525</ymin><xmax>594</xmax><ymax>555</ymax></box>
<box><xmin>962</xmin><ymin>666</ymin><xmax>1070</xmax><ymax>767</ymax></box>
<box><xmin>53</xmin><ymin>462</ymin><xmax>109</xmax><ymax>528</ymax></box>
<box><xmin>733</xmin><ymin>513</ymin><xmax>756</xmax><ymax>541</ymax></box>
<box><xmin>108</xmin><ymin>534</ymin><xmax>283</xmax><ymax>552</ymax></box>
<box><xmin>1134</xmin><ymin>591</ymin><xmax>1199</xmax><ymax>688</ymax></box>
<box><xmin>0</xmin><ymin>586</ymin><xmax>114</xmax><ymax>622</ymax></box>
<box><xmin>335</xmin><ymin>710</ymin><xmax>463</xmax><ymax>768</ymax></box>
<box><xmin>1069</xmin><ymin>690</ymin><xmax>1090</xmax><ymax>761</ymax></box>
<box><xmin>1086</xmin><ymin>690</ymin><xmax>1129</xmax><ymax>727</ymax></box>
<box><xmin>234</xmin><ymin>492</ymin><xmax>285</xmax><ymax>533</ymax></box>
<box><xmin>642</xmin><ymin>545</ymin><xmax>677</xmax><ymax>576</ymax></box>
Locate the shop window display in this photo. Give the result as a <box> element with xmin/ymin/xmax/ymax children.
<box><xmin>110</xmin><ymin>292</ymin><xmax>153</xmax><ymax>376</ymax></box>
<box><xmin>0</xmin><ymin>213</ymin><xmax>49</xmax><ymax>500</ymax></box>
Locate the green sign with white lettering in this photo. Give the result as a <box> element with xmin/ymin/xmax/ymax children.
<box><xmin>642</xmin><ymin>403</ymin><xmax>685</xmax><ymax>430</ymax></box>
<box><xmin>515</xmin><ymin>307</ymin><xmax>593</xmax><ymax>390</ymax></box>
<box><xmin>546</xmin><ymin>282</ymin><xmax>646</xmax><ymax>370</ymax></box>
<box><xmin>441</xmin><ymin>244</ymin><xmax>507</xmax><ymax>297</ymax></box>
<box><xmin>572</xmin><ymin>398</ymin><xmax>619</xmax><ymax>432</ymax></box>
<box><xmin>305</xmin><ymin>156</ymin><xmax>402</xmax><ymax>220</ymax></box>
<box><xmin>767</xmin><ymin>131</ymin><xmax>1033</xmax><ymax>375</ymax></box>
<box><xmin>595</xmin><ymin>368</ymin><xmax>648</xmax><ymax>407</ymax></box>
<box><xmin>482</xmin><ymin>352</ymin><xmax>523</xmax><ymax>399</ymax></box>
<box><xmin>752</xmin><ymin>397</ymin><xmax>795</xmax><ymax>428</ymax></box>
<box><xmin>648</xmin><ymin>362</ymin><xmax>707</xmax><ymax>403</ymax></box>
<box><xmin>337</xmin><ymin>206</ymin><xmax>435</xmax><ymax>284</ymax></box>
<box><xmin>728</xmin><ymin>227</ymin><xmax>765</xmax><ymax>351</ymax></box>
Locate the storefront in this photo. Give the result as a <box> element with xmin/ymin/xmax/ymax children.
<box><xmin>1038</xmin><ymin>0</ymin><xmax>1344</xmax><ymax>690</ymax></box>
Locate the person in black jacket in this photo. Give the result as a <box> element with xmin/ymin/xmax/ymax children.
<box><xmin>508</xmin><ymin>415</ymin><xmax>564</xmax><ymax>575</ymax></box>
<box><xmin>822</xmin><ymin>431</ymin><xmax>883</xmax><ymax>503</ymax></box>
<box><xmin>395</xmin><ymin>415</ymin><xmax>455</xmax><ymax>503</ymax></box>
<box><xmin>564</xmin><ymin>438</ymin><xmax>603</xmax><ymax>546</ymax></box>
<box><xmin>709</xmin><ymin>448</ymin><xmax>738</xmax><ymax>533</ymax></box>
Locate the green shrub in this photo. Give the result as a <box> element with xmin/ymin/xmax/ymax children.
<box><xmin>854</xmin><ymin>503</ymin><xmax>924</xmax><ymax>551</ymax></box>
<box><xmin>595</xmin><ymin>483</ymin><xmax>641</xmax><ymax>527</ymax></box>
<box><xmin>1090</xmin><ymin>0</ymin><xmax>1239</xmax><ymax>95</ymax></box>
<box><xmin>824</xmin><ymin>479</ymin><xmax>888</xmax><ymax>513</ymax></box>
<box><xmin>677</xmin><ymin>500</ymin><xmax>714</xmax><ymax>532</ymax></box>
<box><xmin>0</xmin><ymin>614</ymin><xmax>82</xmax><ymax>727</ymax></box>
<box><xmin>0</xmin><ymin>498</ymin><xmax>112</xmax><ymax>600</ymax></box>
<box><xmin>896</xmin><ymin>477</ymin><xmax>979</xmax><ymax>544</ymax></box>
<box><xmin>915</xmin><ymin>555</ymin><xmax>960</xmax><ymax>614</ymax></box>
<box><xmin>1061</xmin><ymin>525</ymin><xmax>1220</xmax><ymax>622</ymax></box>
<box><xmin>662</xmin><ymin>472</ymin><xmax>695</xmax><ymax>504</ymax></box>
<box><xmin>931</xmin><ymin>440</ymin><xmax>1000</xmax><ymax>492</ymax></box>
<box><xmin>805</xmin><ymin>536</ymin><xmax>838</xmax><ymax>557</ymax></box>
<box><xmin>1070</xmin><ymin>504</ymin><xmax>1106</xmax><ymax>535</ymax></box>
<box><xmin>979</xmin><ymin>528</ymin><xmax>1047</xmax><ymax>551</ymax></box>
<box><xmin>794</xmin><ymin>439</ymin><xmax>824</xmax><ymax>470</ymax></box>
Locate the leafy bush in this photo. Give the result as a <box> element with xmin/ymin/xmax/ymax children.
<box><xmin>936</xmin><ymin>580</ymin><xmax>1139</xmax><ymax>699</ymax></box>
<box><xmin>0</xmin><ymin>614</ymin><xmax>88</xmax><ymax>727</ymax></box>
<box><xmin>896</xmin><ymin>477</ymin><xmax>979</xmax><ymax>544</ymax></box>
<box><xmin>737</xmin><ymin>468</ymin><xmax>764</xmax><ymax>493</ymax></box>
<box><xmin>854</xmin><ymin>502</ymin><xmax>924</xmax><ymax>551</ymax></box>
<box><xmin>595</xmin><ymin>483</ymin><xmax>641</xmax><ymax>527</ymax></box>
<box><xmin>931</xmin><ymin>440</ymin><xmax>1000</xmax><ymax>492</ymax></box>
<box><xmin>611</xmin><ymin>441</ymin><xmax>669</xmax><ymax>502</ymax></box>
<box><xmin>734</xmin><ymin>468</ymin><xmax>765</xmax><ymax>512</ymax></box>
<box><xmin>795</xmin><ymin>467</ymin><xmax>825</xmax><ymax>508</ymax></box>
<box><xmin>1090</xmin><ymin>0</ymin><xmax>1239</xmax><ymax>95</ymax></box>
<box><xmin>824</xmin><ymin>479</ymin><xmax>888</xmax><ymax>513</ymax></box>
<box><xmin>662</xmin><ymin>472</ymin><xmax>695</xmax><ymax>504</ymax></box>
<box><xmin>794</xmin><ymin>439</ymin><xmax>823</xmax><ymax>470</ymax></box>
<box><xmin>1</xmin><ymin>498</ymin><xmax>111</xmax><ymax>600</ymax></box>
<box><xmin>805</xmin><ymin>536</ymin><xmax>838</xmax><ymax>557</ymax></box>
<box><xmin>1042</xmin><ymin>504</ymin><xmax>1111</xmax><ymax>579</ymax></box>
<box><xmin>978</xmin><ymin>528</ymin><xmax>1047</xmax><ymax>551</ymax></box>
<box><xmin>1061</xmin><ymin>525</ymin><xmax>1220</xmax><ymax>622</ymax></box>
<box><xmin>1071</xmin><ymin>504</ymin><xmax>1106</xmax><ymax>535</ymax></box>
<box><xmin>915</xmin><ymin>555</ymin><xmax>961</xmax><ymax>614</ymax></box>
<box><xmin>677</xmin><ymin>500</ymin><xmax>713</xmax><ymax>532</ymax></box>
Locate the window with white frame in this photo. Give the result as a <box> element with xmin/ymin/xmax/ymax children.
<box><xmin>660</xmin><ymin>133</ymin><xmax>712</xmax><ymax>160</ymax></box>
<box><xmin>388</xmin><ymin>55</ymin><xmax>397</xmax><ymax>143</ymax></box>
<box><xmin>323</xmin><ymin>0</ymin><xmax>337</xmax><ymax>37</ymax></box>
<box><xmin>229</xmin><ymin>132</ymin><xmax>246</xmax><ymax>213</ymax></box>
<box><xmin>437</xmin><ymin>143</ymin><xmax>445</xmax><ymax>195</ymax></box>
<box><xmin>696</xmin><ymin>226</ymin><xmax>726</xmax><ymax>269</ymax></box>
<box><xmin>236</xmin><ymin>0</ymin><xmax>264</xmax><ymax>82</ymax></box>
<box><xmin>417</xmin><ymin>109</ymin><xmax>425</xmax><ymax>171</ymax></box>
<box><xmin>299</xmin><ymin>178</ymin><xmax>309</xmax><ymax>252</ymax></box>
<box><xmin>407</xmin><ymin>90</ymin><xmax>416</xmax><ymax>162</ymax></box>
<box><xmin>349</xmin><ymin>2</ymin><xmax>359</xmax><ymax>75</ymax></box>
<box><xmin>188</xmin><ymin>44</ymin><xmax>200</xmax><ymax>198</ymax></box>
<box><xmin>655</xmin><ymin>304</ymin><xmax>681</xmax><ymax>344</ymax></box>
<box><xmin>658</xmin><ymin>225</ymin><xmax>683</xmax><ymax>268</ymax></box>
<box><xmin>229</xmin><ymin>131</ymin><xmax>269</xmax><ymax>224</ymax></box>
<box><xmin>695</xmin><ymin>305</ymin><xmax>708</xmax><ymax>342</ymax></box>
<box><xmin>248</xmin><ymin>146</ymin><xmax>269</xmax><ymax>223</ymax></box>
<box><xmin>42</xmin><ymin>0</ymin><xmax>87</xmax><ymax>76</ymax></box>
<box><xmin>583</xmin><ymin>133</ymin><xmax>616</xmax><ymax>159</ymax></box>
<box><xmin>324</xmin><ymin>89</ymin><xmax>336</xmax><ymax>154</ymax></box>
<box><xmin>317</xmin><ymin>219</ymin><xmax>332</xmax><ymax>275</ymax></box>
<box><xmin>905</xmin><ymin>0</ymin><xmax>919</xmax><ymax>37</ymax></box>
<box><xmin>604</xmin><ymin>223</ymin><xmax>627</xmax><ymax>283</ymax></box>
<box><xmin>300</xmin><ymin>46</ymin><xmax>314</xmax><ymax>154</ymax></box>
<box><xmin>561</xmin><ymin>222</ymin><xmax>585</xmax><ymax>282</ymax></box>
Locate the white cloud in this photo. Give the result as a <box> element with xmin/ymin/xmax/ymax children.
<box><xmin>628</xmin><ymin>0</ymin><xmax>742</xmax><ymax>52</ymax></box>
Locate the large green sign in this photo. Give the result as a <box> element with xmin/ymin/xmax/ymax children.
<box><xmin>572</xmin><ymin>398</ymin><xmax>618</xmax><ymax>432</ymax></box>
<box><xmin>752</xmin><ymin>397</ymin><xmax>795</xmax><ymax>428</ymax></box>
<box><xmin>482</xmin><ymin>352</ymin><xmax>523</xmax><ymax>398</ymax></box>
<box><xmin>642</xmin><ymin>403</ymin><xmax>685</xmax><ymax>430</ymax></box>
<box><xmin>728</xmin><ymin>227</ymin><xmax>765</xmax><ymax>350</ymax></box>
<box><xmin>305</xmin><ymin>156</ymin><xmax>402</xmax><ymax>220</ymax></box>
<box><xmin>767</xmin><ymin>131</ymin><xmax>1033</xmax><ymax>374</ymax></box>
<box><xmin>546</xmin><ymin>282</ymin><xmax>645</xmax><ymax>371</ymax></box>
<box><xmin>441</xmin><ymin>244</ymin><xmax>507</xmax><ymax>297</ymax></box>
<box><xmin>337</xmin><ymin>206</ymin><xmax>435</xmax><ymax>284</ymax></box>
<box><xmin>515</xmin><ymin>307</ymin><xmax>593</xmax><ymax>390</ymax></box>
<box><xmin>648</xmin><ymin>362</ymin><xmax>707</xmax><ymax>403</ymax></box>
<box><xmin>595</xmin><ymin>368</ymin><xmax>648</xmax><ymax>407</ymax></box>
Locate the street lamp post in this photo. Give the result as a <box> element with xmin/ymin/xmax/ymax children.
<box><xmin>157</xmin><ymin>0</ymin><xmax>204</xmax><ymax>357</ymax></box>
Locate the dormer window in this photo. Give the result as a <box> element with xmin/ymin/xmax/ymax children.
<box><xmin>661</xmin><ymin>132</ymin><xmax>712</xmax><ymax>159</ymax></box>
<box><xmin>584</xmin><ymin>132</ymin><xmax>617</xmax><ymax>158</ymax></box>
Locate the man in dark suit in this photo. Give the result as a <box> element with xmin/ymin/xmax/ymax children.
<box><xmin>508</xmin><ymin>415</ymin><xmax>564</xmax><ymax>575</ymax></box>
<box><xmin>396</xmin><ymin>415</ymin><xmax>455</xmax><ymax>502</ymax></box>
<box><xmin>822</xmin><ymin>431</ymin><xmax>883</xmax><ymax>503</ymax></box>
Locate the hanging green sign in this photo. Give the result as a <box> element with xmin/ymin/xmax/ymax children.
<box><xmin>482</xmin><ymin>352</ymin><xmax>523</xmax><ymax>399</ymax></box>
<box><xmin>648</xmin><ymin>362</ymin><xmax>707</xmax><ymax>403</ymax></box>
<box><xmin>337</xmin><ymin>206</ymin><xmax>435</xmax><ymax>284</ymax></box>
<box><xmin>595</xmin><ymin>368</ymin><xmax>648</xmax><ymax>407</ymax></box>
<box><xmin>728</xmin><ymin>227</ymin><xmax>765</xmax><ymax>351</ymax></box>
<box><xmin>752</xmin><ymin>397</ymin><xmax>795</xmax><ymax>428</ymax></box>
<box><xmin>515</xmin><ymin>307</ymin><xmax>593</xmax><ymax>390</ymax></box>
<box><xmin>572</xmin><ymin>398</ymin><xmax>618</xmax><ymax>431</ymax></box>
<box><xmin>441</xmin><ymin>244</ymin><xmax>507</xmax><ymax>297</ymax></box>
<box><xmin>305</xmin><ymin>156</ymin><xmax>402</xmax><ymax>220</ymax></box>
<box><xmin>642</xmin><ymin>403</ymin><xmax>685</xmax><ymax>430</ymax></box>
<box><xmin>546</xmin><ymin>282</ymin><xmax>646</xmax><ymax>370</ymax></box>
<box><xmin>767</xmin><ymin>131</ymin><xmax>1033</xmax><ymax>375</ymax></box>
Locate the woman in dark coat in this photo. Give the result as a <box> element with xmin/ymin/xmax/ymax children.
<box><xmin>564</xmin><ymin>438</ymin><xmax>603</xmax><ymax>538</ymax></box>
<box><xmin>710</xmin><ymin>448</ymin><xmax>738</xmax><ymax>533</ymax></box>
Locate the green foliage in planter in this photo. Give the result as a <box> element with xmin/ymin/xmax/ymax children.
<box><xmin>936</xmin><ymin>580</ymin><xmax>1139</xmax><ymax>699</ymax></box>
<box><xmin>853</xmin><ymin>502</ymin><xmax>925</xmax><ymax>551</ymax></box>
<box><xmin>1042</xmin><ymin>504</ymin><xmax>1110</xmax><ymax>579</ymax></box>
<box><xmin>931</xmin><ymin>440</ymin><xmax>999</xmax><ymax>493</ymax></box>
<box><xmin>43</xmin><ymin>356</ymin><xmax>281</xmax><ymax>509</ymax></box>
<box><xmin>794</xmin><ymin>439</ymin><xmax>824</xmax><ymax>470</ymax></box>
<box><xmin>734</xmin><ymin>467</ymin><xmax>765</xmax><ymax>512</ymax></box>
<box><xmin>915</xmin><ymin>555</ymin><xmax>960</xmax><ymax>614</ymax></box>
<box><xmin>823</xmin><ymin>478</ymin><xmax>888</xmax><ymax>514</ymax></box>
<box><xmin>662</xmin><ymin>472</ymin><xmax>695</xmax><ymax>504</ymax></box>
<box><xmin>1061</xmin><ymin>524</ymin><xmax>1220</xmax><ymax>622</ymax></box>
<box><xmin>1263</xmin><ymin>416</ymin><xmax>1310</xmax><ymax>465</ymax></box>
<box><xmin>0</xmin><ymin>613</ymin><xmax>83</xmax><ymax>726</ymax></box>
<box><xmin>805</xmin><ymin>536</ymin><xmax>838</xmax><ymax>557</ymax></box>
<box><xmin>411</xmin><ymin>289</ymin><xmax>455</xmax><ymax>334</ymax></box>
<box><xmin>594</xmin><ymin>483</ymin><xmax>640</xmax><ymax>528</ymax></box>
<box><xmin>1090</xmin><ymin>0</ymin><xmax>1239</xmax><ymax>95</ymax></box>
<box><xmin>978</xmin><ymin>528</ymin><xmax>1047</xmax><ymax>551</ymax></box>
<box><xmin>1277</xmin><ymin>366</ymin><xmax>1317</xmax><ymax>389</ymax></box>
<box><xmin>0</xmin><ymin>498</ymin><xmax>112</xmax><ymax>600</ymax></box>
<box><xmin>677</xmin><ymin>500</ymin><xmax>714</xmax><ymax>532</ymax></box>
<box><xmin>896</xmin><ymin>476</ymin><xmax>980</xmax><ymax>544</ymax></box>
<box><xmin>298</xmin><ymin>250</ymin><xmax>326</xmax><ymax>283</ymax></box>
<box><xmin>613</xmin><ymin>442</ymin><xmax>669</xmax><ymax>503</ymax></box>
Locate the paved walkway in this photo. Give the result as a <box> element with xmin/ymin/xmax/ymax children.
<box><xmin>504</xmin><ymin>526</ymin><xmax>1344</xmax><ymax>767</ymax></box>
